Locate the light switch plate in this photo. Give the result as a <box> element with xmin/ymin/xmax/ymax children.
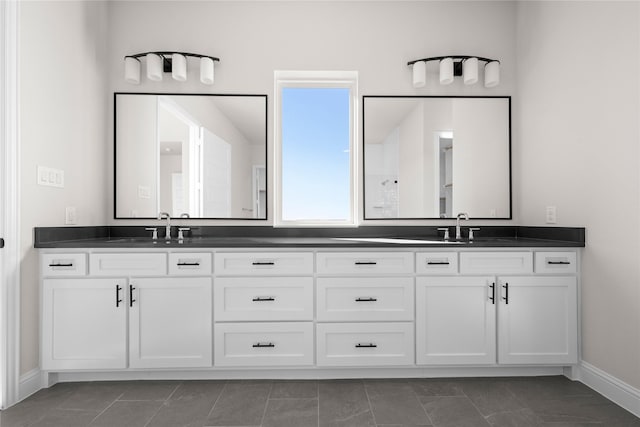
<box><xmin>37</xmin><ymin>166</ymin><xmax>64</xmax><ymax>188</ymax></box>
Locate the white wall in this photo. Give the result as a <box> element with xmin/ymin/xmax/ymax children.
<box><xmin>516</xmin><ymin>1</ymin><xmax>640</xmax><ymax>388</ymax></box>
<box><xmin>107</xmin><ymin>0</ymin><xmax>516</xmax><ymax>226</ymax></box>
<box><xmin>20</xmin><ymin>1</ymin><xmax>109</xmax><ymax>374</ymax></box>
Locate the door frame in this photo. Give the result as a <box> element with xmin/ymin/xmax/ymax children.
<box><xmin>1</xmin><ymin>0</ymin><xmax>21</xmax><ymax>409</ymax></box>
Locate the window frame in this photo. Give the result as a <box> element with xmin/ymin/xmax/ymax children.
<box><xmin>274</xmin><ymin>70</ymin><xmax>358</xmax><ymax>227</ymax></box>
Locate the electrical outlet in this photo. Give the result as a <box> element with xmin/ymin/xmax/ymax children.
<box><xmin>65</xmin><ymin>206</ymin><xmax>77</xmax><ymax>225</ymax></box>
<box><xmin>545</xmin><ymin>206</ymin><xmax>557</xmax><ymax>224</ymax></box>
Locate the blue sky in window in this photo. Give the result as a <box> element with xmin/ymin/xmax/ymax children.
<box><xmin>281</xmin><ymin>87</ymin><xmax>351</xmax><ymax>221</ymax></box>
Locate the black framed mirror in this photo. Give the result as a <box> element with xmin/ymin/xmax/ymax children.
<box><xmin>363</xmin><ymin>96</ymin><xmax>511</xmax><ymax>220</ymax></box>
<box><xmin>114</xmin><ymin>93</ymin><xmax>267</xmax><ymax>219</ymax></box>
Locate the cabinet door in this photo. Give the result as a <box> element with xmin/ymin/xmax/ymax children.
<box><xmin>42</xmin><ymin>278</ymin><xmax>127</xmax><ymax>370</ymax></box>
<box><xmin>129</xmin><ymin>277</ymin><xmax>212</xmax><ymax>369</ymax></box>
<box><xmin>497</xmin><ymin>276</ymin><xmax>577</xmax><ymax>365</ymax></box>
<box><xmin>416</xmin><ymin>276</ymin><xmax>496</xmax><ymax>365</ymax></box>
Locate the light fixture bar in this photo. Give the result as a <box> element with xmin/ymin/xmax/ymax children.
<box><xmin>124</xmin><ymin>51</ymin><xmax>220</xmax><ymax>85</ymax></box>
<box><xmin>125</xmin><ymin>51</ymin><xmax>220</xmax><ymax>63</ymax></box>
<box><xmin>407</xmin><ymin>55</ymin><xmax>498</xmax><ymax>67</ymax></box>
<box><xmin>408</xmin><ymin>55</ymin><xmax>500</xmax><ymax>88</ymax></box>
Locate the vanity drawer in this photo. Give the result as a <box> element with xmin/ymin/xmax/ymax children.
<box><xmin>535</xmin><ymin>252</ymin><xmax>577</xmax><ymax>274</ymax></box>
<box><xmin>168</xmin><ymin>253</ymin><xmax>212</xmax><ymax>276</ymax></box>
<box><xmin>214</xmin><ymin>322</ymin><xmax>314</xmax><ymax>367</ymax></box>
<box><xmin>214</xmin><ymin>277</ymin><xmax>313</xmax><ymax>321</ymax></box>
<box><xmin>316</xmin><ymin>277</ymin><xmax>414</xmax><ymax>321</ymax></box>
<box><xmin>316</xmin><ymin>252</ymin><xmax>414</xmax><ymax>275</ymax></box>
<box><xmin>214</xmin><ymin>252</ymin><xmax>313</xmax><ymax>276</ymax></box>
<box><xmin>316</xmin><ymin>322</ymin><xmax>414</xmax><ymax>366</ymax></box>
<box><xmin>89</xmin><ymin>253</ymin><xmax>167</xmax><ymax>276</ymax></box>
<box><xmin>416</xmin><ymin>252</ymin><xmax>458</xmax><ymax>275</ymax></box>
<box><xmin>460</xmin><ymin>252</ymin><xmax>533</xmax><ymax>274</ymax></box>
<box><xmin>41</xmin><ymin>253</ymin><xmax>87</xmax><ymax>277</ymax></box>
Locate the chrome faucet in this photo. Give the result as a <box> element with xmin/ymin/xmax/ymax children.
<box><xmin>456</xmin><ymin>212</ymin><xmax>469</xmax><ymax>240</ymax></box>
<box><xmin>158</xmin><ymin>212</ymin><xmax>171</xmax><ymax>241</ymax></box>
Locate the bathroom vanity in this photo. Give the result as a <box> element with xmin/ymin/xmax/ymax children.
<box><xmin>36</xmin><ymin>226</ymin><xmax>584</xmax><ymax>382</ymax></box>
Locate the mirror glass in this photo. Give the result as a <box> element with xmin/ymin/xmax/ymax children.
<box><xmin>363</xmin><ymin>96</ymin><xmax>511</xmax><ymax>219</ymax></box>
<box><xmin>115</xmin><ymin>93</ymin><xmax>267</xmax><ymax>219</ymax></box>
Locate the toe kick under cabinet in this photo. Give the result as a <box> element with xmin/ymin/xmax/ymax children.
<box><xmin>40</xmin><ymin>247</ymin><xmax>580</xmax><ymax>375</ymax></box>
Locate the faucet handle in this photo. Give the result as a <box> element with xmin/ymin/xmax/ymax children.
<box><xmin>469</xmin><ymin>227</ymin><xmax>480</xmax><ymax>241</ymax></box>
<box><xmin>145</xmin><ymin>227</ymin><xmax>158</xmax><ymax>240</ymax></box>
<box><xmin>178</xmin><ymin>227</ymin><xmax>191</xmax><ymax>240</ymax></box>
<box><xmin>437</xmin><ymin>227</ymin><xmax>450</xmax><ymax>240</ymax></box>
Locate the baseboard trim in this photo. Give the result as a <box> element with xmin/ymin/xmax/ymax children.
<box><xmin>575</xmin><ymin>361</ymin><xmax>640</xmax><ymax>418</ymax></box>
<box><xmin>51</xmin><ymin>365</ymin><xmax>564</xmax><ymax>383</ymax></box>
<box><xmin>18</xmin><ymin>369</ymin><xmax>45</xmax><ymax>402</ymax></box>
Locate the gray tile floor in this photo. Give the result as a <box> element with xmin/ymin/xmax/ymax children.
<box><xmin>0</xmin><ymin>376</ymin><xmax>639</xmax><ymax>427</ymax></box>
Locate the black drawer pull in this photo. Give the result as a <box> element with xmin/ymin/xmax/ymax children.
<box><xmin>502</xmin><ymin>282</ymin><xmax>509</xmax><ymax>304</ymax></box>
<box><xmin>355</xmin><ymin>261</ymin><xmax>377</xmax><ymax>265</ymax></box>
<box><xmin>49</xmin><ymin>263</ymin><xmax>73</xmax><ymax>267</ymax></box>
<box><xmin>252</xmin><ymin>261</ymin><xmax>275</xmax><ymax>266</ymax></box>
<box><xmin>116</xmin><ymin>285</ymin><xmax>123</xmax><ymax>307</ymax></box>
<box><xmin>427</xmin><ymin>261</ymin><xmax>450</xmax><ymax>265</ymax></box>
<box><xmin>129</xmin><ymin>284</ymin><xmax>136</xmax><ymax>307</ymax></box>
<box><xmin>252</xmin><ymin>342</ymin><xmax>275</xmax><ymax>348</ymax></box>
<box><xmin>547</xmin><ymin>261</ymin><xmax>570</xmax><ymax>265</ymax></box>
<box><xmin>177</xmin><ymin>262</ymin><xmax>200</xmax><ymax>266</ymax></box>
<box><xmin>355</xmin><ymin>297</ymin><xmax>377</xmax><ymax>302</ymax></box>
<box><xmin>355</xmin><ymin>343</ymin><xmax>377</xmax><ymax>348</ymax></box>
<box><xmin>252</xmin><ymin>297</ymin><xmax>275</xmax><ymax>302</ymax></box>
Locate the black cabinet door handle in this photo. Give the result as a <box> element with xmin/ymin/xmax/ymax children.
<box><xmin>129</xmin><ymin>285</ymin><xmax>136</xmax><ymax>307</ymax></box>
<box><xmin>355</xmin><ymin>297</ymin><xmax>377</xmax><ymax>302</ymax></box>
<box><xmin>252</xmin><ymin>297</ymin><xmax>275</xmax><ymax>302</ymax></box>
<box><xmin>0</xmin><ymin>238</ymin><xmax>4</xmax><ymax>248</ymax></box>
<box><xmin>177</xmin><ymin>262</ymin><xmax>200</xmax><ymax>266</ymax></box>
<box><xmin>252</xmin><ymin>261</ymin><xmax>275</xmax><ymax>266</ymax></box>
<box><xmin>49</xmin><ymin>263</ymin><xmax>73</xmax><ymax>267</ymax></box>
<box><xmin>427</xmin><ymin>261</ymin><xmax>450</xmax><ymax>265</ymax></box>
<box><xmin>502</xmin><ymin>283</ymin><xmax>509</xmax><ymax>304</ymax></box>
<box><xmin>489</xmin><ymin>282</ymin><xmax>495</xmax><ymax>304</ymax></box>
<box><xmin>116</xmin><ymin>285</ymin><xmax>123</xmax><ymax>307</ymax></box>
<box><xmin>355</xmin><ymin>261</ymin><xmax>377</xmax><ymax>265</ymax></box>
<box><xmin>252</xmin><ymin>342</ymin><xmax>275</xmax><ymax>348</ymax></box>
<box><xmin>547</xmin><ymin>261</ymin><xmax>571</xmax><ymax>265</ymax></box>
<box><xmin>355</xmin><ymin>343</ymin><xmax>377</xmax><ymax>348</ymax></box>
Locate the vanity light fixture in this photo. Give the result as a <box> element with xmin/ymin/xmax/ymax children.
<box><xmin>408</xmin><ymin>55</ymin><xmax>500</xmax><ymax>88</ymax></box>
<box><xmin>124</xmin><ymin>51</ymin><xmax>220</xmax><ymax>85</ymax></box>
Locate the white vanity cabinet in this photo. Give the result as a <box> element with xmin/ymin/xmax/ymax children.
<box><xmin>315</xmin><ymin>252</ymin><xmax>415</xmax><ymax>367</ymax></box>
<box><xmin>416</xmin><ymin>251</ymin><xmax>579</xmax><ymax>366</ymax></box>
<box><xmin>41</xmin><ymin>252</ymin><xmax>213</xmax><ymax>371</ymax></box>
<box><xmin>40</xmin><ymin>245</ymin><xmax>580</xmax><ymax>377</ymax></box>
<box><xmin>497</xmin><ymin>276</ymin><xmax>577</xmax><ymax>364</ymax></box>
<box><xmin>213</xmin><ymin>252</ymin><xmax>315</xmax><ymax>367</ymax></box>
<box><xmin>129</xmin><ymin>277</ymin><xmax>212</xmax><ymax>369</ymax></box>
<box><xmin>42</xmin><ymin>277</ymin><xmax>127</xmax><ymax>370</ymax></box>
<box><xmin>416</xmin><ymin>276</ymin><xmax>496</xmax><ymax>365</ymax></box>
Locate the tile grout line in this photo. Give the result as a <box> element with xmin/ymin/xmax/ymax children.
<box><xmin>142</xmin><ymin>381</ymin><xmax>182</xmax><ymax>427</ymax></box>
<box><xmin>409</xmin><ymin>380</ymin><xmax>435</xmax><ymax>427</ymax></box>
<box><xmin>258</xmin><ymin>382</ymin><xmax>274</xmax><ymax>427</ymax></box>
<box><xmin>86</xmin><ymin>391</ymin><xmax>125</xmax><ymax>426</ymax></box>
<box><xmin>362</xmin><ymin>379</ymin><xmax>378</xmax><ymax>426</ymax></box>
<box><xmin>204</xmin><ymin>380</ymin><xmax>228</xmax><ymax>422</ymax></box>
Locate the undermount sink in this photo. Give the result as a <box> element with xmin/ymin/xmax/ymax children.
<box><xmin>332</xmin><ymin>237</ymin><xmax>463</xmax><ymax>244</ymax></box>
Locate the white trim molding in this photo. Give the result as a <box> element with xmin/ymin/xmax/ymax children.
<box><xmin>575</xmin><ymin>361</ymin><xmax>640</xmax><ymax>418</ymax></box>
<box><xmin>18</xmin><ymin>369</ymin><xmax>44</xmax><ymax>402</ymax></box>
<box><xmin>0</xmin><ymin>0</ymin><xmax>21</xmax><ymax>410</ymax></box>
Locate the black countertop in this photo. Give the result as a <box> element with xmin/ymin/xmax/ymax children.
<box><xmin>34</xmin><ymin>226</ymin><xmax>585</xmax><ymax>249</ymax></box>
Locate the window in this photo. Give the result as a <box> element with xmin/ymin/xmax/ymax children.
<box><xmin>275</xmin><ymin>71</ymin><xmax>358</xmax><ymax>226</ymax></box>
